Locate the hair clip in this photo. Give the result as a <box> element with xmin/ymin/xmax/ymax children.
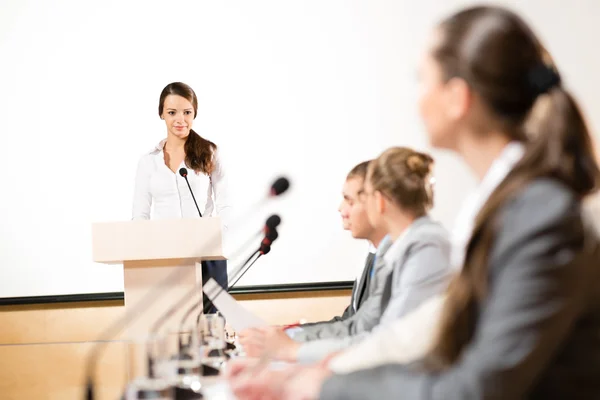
<box><xmin>528</xmin><ymin>64</ymin><xmax>561</xmax><ymax>97</ymax></box>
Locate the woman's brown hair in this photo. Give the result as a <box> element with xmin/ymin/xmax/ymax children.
<box><xmin>158</xmin><ymin>82</ymin><xmax>217</xmax><ymax>175</ymax></box>
<box><xmin>347</xmin><ymin>160</ymin><xmax>371</xmax><ymax>181</ymax></box>
<box><xmin>367</xmin><ymin>147</ymin><xmax>435</xmax><ymax>217</ymax></box>
<box><xmin>427</xmin><ymin>6</ymin><xmax>600</xmax><ymax>369</ymax></box>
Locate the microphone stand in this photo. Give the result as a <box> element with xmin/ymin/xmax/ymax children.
<box><xmin>192</xmin><ymin>231</ymin><xmax>278</xmax><ymax>328</ymax></box>
<box><xmin>179</xmin><ymin>249</ymin><xmax>258</xmax><ymax>332</ymax></box>
<box><xmin>179</xmin><ymin>168</ymin><xmax>202</xmax><ymax>217</ymax></box>
<box><xmin>163</xmin><ymin>230</ymin><xmax>276</xmax><ymax>338</ymax></box>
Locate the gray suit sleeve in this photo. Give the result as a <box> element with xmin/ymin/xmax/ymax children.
<box><xmin>293</xmin><ymin>292</ymin><xmax>385</xmax><ymax>341</ymax></box>
<box><xmin>296</xmin><ymin>279</ymin><xmax>359</xmax><ymax>331</ymax></box>
<box><xmin>296</xmin><ymin>332</ymin><xmax>370</xmax><ymax>363</ymax></box>
<box><xmin>299</xmin><ymin>305</ymin><xmax>351</xmax><ymax>329</ymax></box>
<box><xmin>320</xmin><ymin>182</ymin><xmax>590</xmax><ymax>400</ymax></box>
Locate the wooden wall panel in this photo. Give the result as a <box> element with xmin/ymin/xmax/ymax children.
<box><xmin>0</xmin><ymin>301</ymin><xmax>124</xmax><ymax>345</ymax></box>
<box><xmin>0</xmin><ymin>290</ymin><xmax>351</xmax><ymax>399</ymax></box>
<box><xmin>0</xmin><ymin>341</ymin><xmax>127</xmax><ymax>400</ymax></box>
<box><xmin>236</xmin><ymin>291</ymin><xmax>351</xmax><ymax>325</ymax></box>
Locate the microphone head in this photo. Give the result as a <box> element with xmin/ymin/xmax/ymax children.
<box><xmin>265</xmin><ymin>229</ymin><xmax>279</xmax><ymax>242</ymax></box>
<box><xmin>260</xmin><ymin>244</ymin><xmax>272</xmax><ymax>255</ymax></box>
<box><xmin>265</xmin><ymin>214</ymin><xmax>281</xmax><ymax>230</ymax></box>
<box><xmin>179</xmin><ymin>167</ymin><xmax>188</xmax><ymax>178</ymax></box>
<box><xmin>270</xmin><ymin>177</ymin><xmax>290</xmax><ymax>196</ymax></box>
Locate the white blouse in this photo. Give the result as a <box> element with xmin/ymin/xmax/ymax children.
<box><xmin>132</xmin><ymin>139</ymin><xmax>231</xmax><ymax>230</ymax></box>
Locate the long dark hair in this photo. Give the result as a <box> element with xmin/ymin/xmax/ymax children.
<box><xmin>428</xmin><ymin>6</ymin><xmax>600</xmax><ymax>368</ymax></box>
<box><xmin>158</xmin><ymin>82</ymin><xmax>217</xmax><ymax>175</ymax></box>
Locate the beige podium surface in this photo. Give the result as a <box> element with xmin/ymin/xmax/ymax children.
<box><xmin>92</xmin><ymin>217</ymin><xmax>224</xmax><ymax>338</ymax></box>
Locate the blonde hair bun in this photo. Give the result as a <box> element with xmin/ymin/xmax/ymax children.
<box><xmin>407</xmin><ymin>153</ymin><xmax>433</xmax><ymax>178</ymax></box>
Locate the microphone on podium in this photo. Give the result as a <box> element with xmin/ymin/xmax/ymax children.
<box><xmin>179</xmin><ymin>168</ymin><xmax>202</xmax><ymax>217</ymax></box>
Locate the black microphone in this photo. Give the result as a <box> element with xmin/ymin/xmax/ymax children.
<box><xmin>264</xmin><ymin>214</ymin><xmax>281</xmax><ymax>234</ymax></box>
<box><xmin>178</xmin><ymin>217</ymin><xmax>281</xmax><ymax>332</ymax></box>
<box><xmin>241</xmin><ymin>176</ymin><xmax>291</xmax><ymax>214</ymax></box>
<box><xmin>227</xmin><ymin>228</ymin><xmax>277</xmax><ymax>290</ymax></box>
<box><xmin>203</xmin><ymin>227</ymin><xmax>279</xmax><ymax>316</ymax></box>
<box><xmin>270</xmin><ymin>177</ymin><xmax>290</xmax><ymax>196</ymax></box>
<box><xmin>179</xmin><ymin>167</ymin><xmax>202</xmax><ymax>217</ymax></box>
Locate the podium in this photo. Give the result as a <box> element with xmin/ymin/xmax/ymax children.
<box><xmin>92</xmin><ymin>218</ymin><xmax>224</xmax><ymax>337</ymax></box>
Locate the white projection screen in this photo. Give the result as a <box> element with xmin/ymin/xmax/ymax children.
<box><xmin>1</xmin><ymin>0</ymin><xmax>599</xmax><ymax>300</ymax></box>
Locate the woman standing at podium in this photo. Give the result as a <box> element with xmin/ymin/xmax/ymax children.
<box><xmin>132</xmin><ymin>81</ymin><xmax>231</xmax><ymax>313</ymax></box>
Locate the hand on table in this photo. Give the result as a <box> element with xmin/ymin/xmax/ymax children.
<box><xmin>229</xmin><ymin>362</ymin><xmax>332</xmax><ymax>400</ymax></box>
<box><xmin>238</xmin><ymin>326</ymin><xmax>301</xmax><ymax>362</ymax></box>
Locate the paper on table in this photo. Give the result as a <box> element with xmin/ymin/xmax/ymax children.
<box><xmin>203</xmin><ymin>278</ymin><xmax>268</xmax><ymax>331</ymax></box>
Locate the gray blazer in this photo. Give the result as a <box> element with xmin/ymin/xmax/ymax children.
<box><xmin>295</xmin><ymin>217</ymin><xmax>451</xmax><ymax>361</ymax></box>
<box><xmin>294</xmin><ymin>216</ymin><xmax>451</xmax><ymax>345</ymax></box>
<box><xmin>320</xmin><ymin>179</ymin><xmax>600</xmax><ymax>400</ymax></box>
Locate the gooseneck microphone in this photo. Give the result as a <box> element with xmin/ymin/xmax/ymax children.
<box><xmin>194</xmin><ymin>227</ymin><xmax>279</xmax><ymax>329</ymax></box>
<box><xmin>177</xmin><ymin>215</ymin><xmax>281</xmax><ymax>331</ymax></box>
<box><xmin>179</xmin><ymin>168</ymin><xmax>202</xmax><ymax>217</ymax></box>
<box><xmin>227</xmin><ymin>229</ymin><xmax>278</xmax><ymax>290</ymax></box>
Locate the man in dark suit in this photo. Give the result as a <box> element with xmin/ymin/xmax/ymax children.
<box><xmin>300</xmin><ymin>161</ymin><xmax>387</xmax><ymax>327</ymax></box>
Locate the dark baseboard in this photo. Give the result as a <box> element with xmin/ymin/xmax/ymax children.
<box><xmin>0</xmin><ymin>292</ymin><xmax>125</xmax><ymax>307</ymax></box>
<box><xmin>229</xmin><ymin>281</ymin><xmax>354</xmax><ymax>295</ymax></box>
<box><xmin>0</xmin><ymin>281</ymin><xmax>354</xmax><ymax>306</ymax></box>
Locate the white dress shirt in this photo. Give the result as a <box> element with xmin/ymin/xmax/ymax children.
<box><xmin>450</xmin><ymin>141</ymin><xmax>525</xmax><ymax>270</ymax></box>
<box><xmin>132</xmin><ymin>139</ymin><xmax>232</xmax><ymax>230</ymax></box>
<box><xmin>328</xmin><ymin>141</ymin><xmax>526</xmax><ymax>374</ymax></box>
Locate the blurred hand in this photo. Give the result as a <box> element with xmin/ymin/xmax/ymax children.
<box><xmin>229</xmin><ymin>362</ymin><xmax>298</xmax><ymax>400</ymax></box>
<box><xmin>230</xmin><ymin>363</ymin><xmax>331</xmax><ymax>400</ymax></box>
<box><xmin>238</xmin><ymin>326</ymin><xmax>301</xmax><ymax>361</ymax></box>
<box><xmin>223</xmin><ymin>357</ymin><xmax>258</xmax><ymax>379</ymax></box>
<box><xmin>280</xmin><ymin>365</ymin><xmax>332</xmax><ymax>400</ymax></box>
<box><xmin>319</xmin><ymin>350</ymin><xmax>343</xmax><ymax>367</ymax></box>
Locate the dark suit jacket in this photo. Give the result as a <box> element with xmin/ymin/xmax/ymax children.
<box><xmin>336</xmin><ymin>252</ymin><xmax>376</xmax><ymax>321</ymax></box>
<box><xmin>320</xmin><ymin>179</ymin><xmax>600</xmax><ymax>400</ymax></box>
<box><xmin>202</xmin><ymin>259</ymin><xmax>228</xmax><ymax>314</ymax></box>
<box><xmin>301</xmin><ymin>252</ymin><xmax>375</xmax><ymax>328</ymax></box>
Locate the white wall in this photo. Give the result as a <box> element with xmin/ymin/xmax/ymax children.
<box><xmin>1</xmin><ymin>0</ymin><xmax>599</xmax><ymax>298</ymax></box>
